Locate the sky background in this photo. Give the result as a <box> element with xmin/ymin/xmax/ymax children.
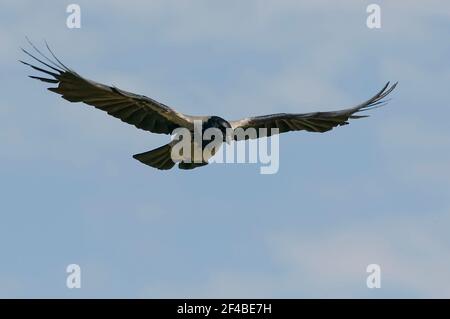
<box><xmin>1</xmin><ymin>0</ymin><xmax>450</xmax><ymax>298</ymax></box>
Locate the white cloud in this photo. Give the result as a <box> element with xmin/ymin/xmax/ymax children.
<box><xmin>139</xmin><ymin>209</ymin><xmax>450</xmax><ymax>298</ymax></box>
<box><xmin>266</xmin><ymin>211</ymin><xmax>450</xmax><ymax>297</ymax></box>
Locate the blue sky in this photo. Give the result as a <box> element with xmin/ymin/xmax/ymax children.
<box><xmin>1</xmin><ymin>0</ymin><xmax>450</xmax><ymax>298</ymax></box>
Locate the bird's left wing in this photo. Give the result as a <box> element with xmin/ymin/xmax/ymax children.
<box><xmin>20</xmin><ymin>41</ymin><xmax>194</xmax><ymax>135</ymax></box>
<box><xmin>230</xmin><ymin>82</ymin><xmax>397</xmax><ymax>140</ymax></box>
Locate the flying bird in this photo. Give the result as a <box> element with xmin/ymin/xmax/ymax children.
<box><xmin>21</xmin><ymin>41</ymin><xmax>397</xmax><ymax>170</ymax></box>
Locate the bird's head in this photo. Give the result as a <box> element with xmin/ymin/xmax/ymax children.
<box><xmin>207</xmin><ymin>116</ymin><xmax>233</xmax><ymax>143</ymax></box>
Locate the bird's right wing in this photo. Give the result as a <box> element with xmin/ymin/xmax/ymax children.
<box><xmin>230</xmin><ymin>82</ymin><xmax>397</xmax><ymax>140</ymax></box>
<box><xmin>21</xmin><ymin>41</ymin><xmax>194</xmax><ymax>135</ymax></box>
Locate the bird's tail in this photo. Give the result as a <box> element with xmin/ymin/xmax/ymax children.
<box><xmin>133</xmin><ymin>144</ymin><xmax>176</xmax><ymax>170</ymax></box>
<box><xmin>133</xmin><ymin>143</ymin><xmax>210</xmax><ymax>170</ymax></box>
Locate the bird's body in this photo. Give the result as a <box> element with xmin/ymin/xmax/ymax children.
<box><xmin>21</xmin><ymin>41</ymin><xmax>397</xmax><ymax>170</ymax></box>
<box><xmin>133</xmin><ymin>116</ymin><xmax>231</xmax><ymax>170</ymax></box>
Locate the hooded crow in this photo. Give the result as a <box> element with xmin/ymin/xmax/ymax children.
<box><xmin>21</xmin><ymin>41</ymin><xmax>397</xmax><ymax>170</ymax></box>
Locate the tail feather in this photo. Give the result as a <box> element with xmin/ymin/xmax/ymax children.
<box><xmin>133</xmin><ymin>144</ymin><xmax>176</xmax><ymax>170</ymax></box>
<box><xmin>178</xmin><ymin>161</ymin><xmax>208</xmax><ymax>170</ymax></box>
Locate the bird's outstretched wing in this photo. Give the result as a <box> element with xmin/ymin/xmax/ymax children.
<box><xmin>230</xmin><ymin>82</ymin><xmax>397</xmax><ymax>140</ymax></box>
<box><xmin>20</xmin><ymin>41</ymin><xmax>194</xmax><ymax>135</ymax></box>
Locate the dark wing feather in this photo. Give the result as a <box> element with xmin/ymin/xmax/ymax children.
<box><xmin>230</xmin><ymin>82</ymin><xmax>397</xmax><ymax>140</ymax></box>
<box><xmin>21</xmin><ymin>42</ymin><xmax>194</xmax><ymax>135</ymax></box>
